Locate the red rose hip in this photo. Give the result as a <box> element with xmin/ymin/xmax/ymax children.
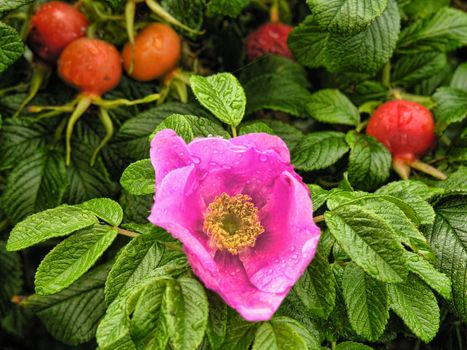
<box><xmin>58</xmin><ymin>38</ymin><xmax>122</xmax><ymax>97</ymax></box>
<box><xmin>366</xmin><ymin>100</ymin><xmax>446</xmax><ymax>180</ymax></box>
<box><xmin>28</xmin><ymin>1</ymin><xmax>89</xmax><ymax>63</ymax></box>
<box><xmin>246</xmin><ymin>22</ymin><xmax>294</xmax><ymax>61</ymax></box>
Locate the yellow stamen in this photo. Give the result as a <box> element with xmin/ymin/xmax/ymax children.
<box><xmin>203</xmin><ymin>193</ymin><xmax>264</xmax><ymax>255</ymax></box>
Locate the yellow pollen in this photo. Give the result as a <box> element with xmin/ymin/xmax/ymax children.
<box><xmin>203</xmin><ymin>193</ymin><xmax>264</xmax><ymax>255</ymax></box>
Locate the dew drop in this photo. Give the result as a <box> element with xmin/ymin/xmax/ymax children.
<box><xmin>192</xmin><ymin>156</ymin><xmax>201</xmax><ymax>164</ymax></box>
<box><xmin>259</xmin><ymin>154</ymin><xmax>268</xmax><ymax>162</ymax></box>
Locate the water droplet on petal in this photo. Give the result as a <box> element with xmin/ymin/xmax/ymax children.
<box><xmin>209</xmin><ymin>161</ymin><xmax>217</xmax><ymax>167</ymax></box>
<box><xmin>192</xmin><ymin>156</ymin><xmax>201</xmax><ymax>164</ymax></box>
<box><xmin>259</xmin><ymin>154</ymin><xmax>268</xmax><ymax>162</ymax></box>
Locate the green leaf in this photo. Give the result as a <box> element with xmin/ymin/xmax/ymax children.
<box><xmin>152</xmin><ymin>114</ymin><xmax>229</xmax><ymax>143</ymax></box>
<box><xmin>153</xmin><ymin>114</ymin><xmax>195</xmax><ymax>142</ymax></box>
<box><xmin>293</xmin><ymin>248</ymin><xmax>336</xmax><ymax>319</ymax></box>
<box><xmin>239</xmin><ymin>121</ymin><xmax>274</xmax><ymax>135</ymax></box>
<box><xmin>346</xmin><ymin>132</ymin><xmax>391</xmax><ymax>191</ymax></box>
<box><xmin>206</xmin><ymin>0</ymin><xmax>250</xmax><ymax>17</ymax></box>
<box><xmin>161</xmin><ymin>0</ymin><xmax>203</xmax><ymax>35</ymax></box>
<box><xmin>306</xmin><ymin>89</ymin><xmax>359</xmax><ymax>126</ymax></box>
<box><xmin>0</xmin><ymin>241</ymin><xmax>22</xmax><ymax>318</ymax></box>
<box><xmin>24</xmin><ymin>263</ymin><xmax>110</xmax><ymax>346</ymax></box>
<box><xmin>240</xmin><ymin>56</ymin><xmax>312</xmax><ymax>118</ymax></box>
<box><xmin>190</xmin><ymin>73</ymin><xmax>246</xmax><ymax>127</ymax></box>
<box><xmin>335</xmin><ymin>342</ymin><xmax>374</xmax><ymax>350</ymax></box>
<box><xmin>375</xmin><ymin>182</ymin><xmax>436</xmax><ymax>225</ymax></box>
<box><xmin>405</xmin><ymin>251</ymin><xmax>451</xmax><ymax>299</ymax></box>
<box><xmin>399</xmin><ymin>0</ymin><xmax>450</xmax><ymax>19</ymax></box>
<box><xmin>307</xmin><ymin>0</ymin><xmax>388</xmax><ymax>35</ymax></box>
<box><xmin>220</xmin><ymin>311</ymin><xmax>257</xmax><ymax>350</ymax></box>
<box><xmin>77</xmin><ymin>198</ymin><xmax>123</xmax><ymax>226</ymax></box>
<box><xmin>206</xmin><ymin>293</ymin><xmax>227</xmax><ymax>350</ymax></box>
<box><xmin>115</xmin><ymin>103</ymin><xmax>213</xmax><ymax>161</ymax></box>
<box><xmin>332</xmin><ymin>194</ymin><xmax>435</xmax><ymax>260</ymax></box>
<box><xmin>437</xmin><ymin>166</ymin><xmax>467</xmax><ymax>191</ymax></box>
<box><xmin>120</xmin><ymin>159</ymin><xmax>155</xmax><ymax>196</ymax></box>
<box><xmin>308</xmin><ymin>184</ymin><xmax>337</xmax><ymax>211</ymax></box>
<box><xmin>97</xmin><ymin>285</ymin><xmax>139</xmax><ymax>350</ymax></box>
<box><xmin>262</xmin><ymin>120</ymin><xmax>304</xmax><ymax>150</ymax></box>
<box><xmin>448</xmin><ymin>128</ymin><xmax>467</xmax><ymax>162</ymax></box>
<box><xmin>397</xmin><ymin>8</ymin><xmax>467</xmax><ymax>53</ymax></box>
<box><xmin>433</xmin><ymin>87</ymin><xmax>467</xmax><ymax>131</ymax></box>
<box><xmin>129</xmin><ymin>278</ymin><xmax>169</xmax><ymax>349</ymax></box>
<box><xmin>392</xmin><ymin>53</ymin><xmax>447</xmax><ymax>86</ymax></box>
<box><xmin>7</xmin><ymin>205</ymin><xmax>98</xmax><ymax>251</ymax></box>
<box><xmin>104</xmin><ymin>232</ymin><xmax>187</xmax><ymax>304</ymax></box>
<box><xmin>0</xmin><ymin>22</ymin><xmax>24</xmax><ymax>73</ymax></box>
<box><xmin>104</xmin><ymin>0</ymin><xmax>125</xmax><ymax>10</ymax></box>
<box><xmin>342</xmin><ymin>263</ymin><xmax>389</xmax><ymax>341</ymax></box>
<box><xmin>292</xmin><ymin>131</ymin><xmax>349</xmax><ymax>171</ymax></box>
<box><xmin>163</xmin><ymin>276</ymin><xmax>209</xmax><ymax>350</ymax></box>
<box><xmin>252</xmin><ymin>317</ymin><xmax>317</xmax><ymax>350</ymax></box>
<box><xmin>64</xmin><ymin>123</ymin><xmax>116</xmax><ymax>204</ymax></box>
<box><xmin>376</xmin><ymin>180</ymin><xmax>444</xmax><ymax>201</ymax></box>
<box><xmin>388</xmin><ymin>273</ymin><xmax>440</xmax><ymax>342</ymax></box>
<box><xmin>289</xmin><ymin>0</ymin><xmax>400</xmax><ymax>73</ymax></box>
<box><xmin>1</xmin><ymin>150</ymin><xmax>68</xmax><ymax>223</ymax></box>
<box><xmin>325</xmin><ymin>205</ymin><xmax>408</xmax><ymax>282</ymax></box>
<box><xmin>35</xmin><ymin>224</ymin><xmax>118</xmax><ymax>295</ymax></box>
<box><xmin>0</xmin><ymin>0</ymin><xmax>33</xmax><ymax>11</ymax></box>
<box><xmin>423</xmin><ymin>193</ymin><xmax>467</xmax><ymax>321</ymax></box>
<box><xmin>0</xmin><ymin>118</ymin><xmax>48</xmax><ymax>171</ymax></box>
<box><xmin>451</xmin><ymin>62</ymin><xmax>467</xmax><ymax>90</ymax></box>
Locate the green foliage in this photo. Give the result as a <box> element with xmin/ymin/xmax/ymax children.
<box><xmin>306</xmin><ymin>89</ymin><xmax>359</xmax><ymax>126</ymax></box>
<box><xmin>104</xmin><ymin>232</ymin><xmax>187</xmax><ymax>304</ymax></box>
<box><xmin>423</xmin><ymin>193</ymin><xmax>467</xmax><ymax>322</ymax></box>
<box><xmin>307</xmin><ymin>0</ymin><xmax>388</xmax><ymax>35</ymax></box>
<box><xmin>0</xmin><ymin>0</ymin><xmax>33</xmax><ymax>12</ymax></box>
<box><xmin>190</xmin><ymin>73</ymin><xmax>246</xmax><ymax>127</ymax></box>
<box><xmin>98</xmin><ymin>274</ymin><xmax>208</xmax><ymax>350</ymax></box>
<box><xmin>342</xmin><ymin>263</ymin><xmax>389</xmax><ymax>341</ymax></box>
<box><xmin>206</xmin><ymin>0</ymin><xmax>250</xmax><ymax>17</ymax></box>
<box><xmin>0</xmin><ymin>241</ymin><xmax>22</xmax><ymax>318</ymax></box>
<box><xmin>0</xmin><ymin>22</ymin><xmax>24</xmax><ymax>73</ymax></box>
<box><xmin>115</xmin><ymin>103</ymin><xmax>212</xmax><ymax>161</ymax></box>
<box><xmin>153</xmin><ymin>113</ymin><xmax>229</xmax><ymax>142</ymax></box>
<box><xmin>24</xmin><ymin>263</ymin><xmax>111</xmax><ymax>346</ymax></box>
<box><xmin>289</xmin><ymin>0</ymin><xmax>400</xmax><ymax>73</ymax></box>
<box><xmin>7</xmin><ymin>205</ymin><xmax>98</xmax><ymax>251</ymax></box>
<box><xmin>77</xmin><ymin>198</ymin><xmax>123</xmax><ymax>226</ymax></box>
<box><xmin>392</xmin><ymin>52</ymin><xmax>447</xmax><ymax>86</ymax></box>
<box><xmin>450</xmin><ymin>62</ymin><xmax>467</xmax><ymax>90</ymax></box>
<box><xmin>292</xmin><ymin>131</ymin><xmax>349</xmax><ymax>171</ymax></box>
<box><xmin>1</xmin><ymin>150</ymin><xmax>68</xmax><ymax>223</ymax></box>
<box><xmin>35</xmin><ymin>224</ymin><xmax>118</xmax><ymax>295</ymax></box>
<box><xmin>346</xmin><ymin>132</ymin><xmax>391</xmax><ymax>191</ymax></box>
<box><xmin>397</xmin><ymin>8</ymin><xmax>467</xmax><ymax>53</ymax></box>
<box><xmin>252</xmin><ymin>317</ymin><xmax>319</xmax><ymax>350</ymax></box>
<box><xmin>388</xmin><ymin>274</ymin><xmax>440</xmax><ymax>342</ymax></box>
<box><xmin>433</xmin><ymin>87</ymin><xmax>467</xmax><ymax>132</ymax></box>
<box><xmin>120</xmin><ymin>159</ymin><xmax>155</xmax><ymax>196</ymax></box>
<box><xmin>325</xmin><ymin>205</ymin><xmax>408</xmax><ymax>283</ymax></box>
<box><xmin>240</xmin><ymin>56</ymin><xmax>312</xmax><ymax>117</ymax></box>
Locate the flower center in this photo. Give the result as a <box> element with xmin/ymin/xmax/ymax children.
<box><xmin>203</xmin><ymin>193</ymin><xmax>264</xmax><ymax>255</ymax></box>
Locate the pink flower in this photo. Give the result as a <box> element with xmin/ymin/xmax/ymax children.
<box><xmin>148</xmin><ymin>130</ymin><xmax>321</xmax><ymax>321</ymax></box>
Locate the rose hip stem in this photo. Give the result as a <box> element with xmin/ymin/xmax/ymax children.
<box><xmin>28</xmin><ymin>38</ymin><xmax>161</xmax><ymax>166</ymax></box>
